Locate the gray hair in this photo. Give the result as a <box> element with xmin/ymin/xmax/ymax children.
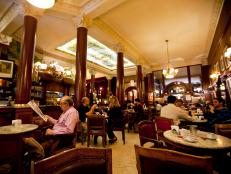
<box><xmin>63</xmin><ymin>96</ymin><xmax>74</xmax><ymax>106</ymax></box>
<box><xmin>81</xmin><ymin>97</ymin><xmax>89</xmax><ymax>103</ymax></box>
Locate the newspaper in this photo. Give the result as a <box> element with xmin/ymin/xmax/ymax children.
<box><xmin>27</xmin><ymin>100</ymin><xmax>48</xmax><ymax>122</ymax></box>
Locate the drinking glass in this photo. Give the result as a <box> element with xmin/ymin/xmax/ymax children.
<box><xmin>189</xmin><ymin>125</ymin><xmax>198</xmax><ymax>135</ymax></box>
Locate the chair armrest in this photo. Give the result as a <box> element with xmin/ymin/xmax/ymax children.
<box><xmin>143</xmin><ymin>137</ymin><xmax>165</xmax><ymax>148</ymax></box>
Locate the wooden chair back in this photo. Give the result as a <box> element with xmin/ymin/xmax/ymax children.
<box><xmin>215</xmin><ymin>124</ymin><xmax>231</xmax><ymax>139</ymax></box>
<box><xmin>155</xmin><ymin>117</ymin><xmax>173</xmax><ymax>131</ymax></box>
<box><xmin>87</xmin><ymin>115</ymin><xmax>107</xmax><ymax>147</ymax></box>
<box><xmin>137</xmin><ymin>120</ymin><xmax>157</xmax><ymax>146</ymax></box>
<box><xmin>134</xmin><ymin>145</ymin><xmax>213</xmax><ymax>174</ymax></box>
<box><xmin>33</xmin><ymin>148</ymin><xmax>112</xmax><ymax>174</ymax></box>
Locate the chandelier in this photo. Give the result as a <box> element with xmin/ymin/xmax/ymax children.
<box><xmin>162</xmin><ymin>40</ymin><xmax>178</xmax><ymax>79</ymax></box>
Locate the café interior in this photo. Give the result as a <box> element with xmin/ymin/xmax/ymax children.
<box><xmin>0</xmin><ymin>0</ymin><xmax>231</xmax><ymax>174</ymax></box>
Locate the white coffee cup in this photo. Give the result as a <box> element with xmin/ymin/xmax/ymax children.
<box><xmin>12</xmin><ymin>119</ymin><xmax>22</xmax><ymax>126</ymax></box>
<box><xmin>198</xmin><ymin>116</ymin><xmax>204</xmax><ymax>120</ymax></box>
<box><xmin>171</xmin><ymin>125</ymin><xmax>179</xmax><ymax>134</ymax></box>
<box><xmin>207</xmin><ymin>133</ymin><xmax>217</xmax><ymax>140</ymax></box>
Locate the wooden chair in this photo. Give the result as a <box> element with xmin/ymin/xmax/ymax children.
<box><xmin>137</xmin><ymin>120</ymin><xmax>159</xmax><ymax>146</ymax></box>
<box><xmin>215</xmin><ymin>124</ymin><xmax>231</xmax><ymax>139</ymax></box>
<box><xmin>33</xmin><ymin>148</ymin><xmax>112</xmax><ymax>174</ymax></box>
<box><xmin>87</xmin><ymin>115</ymin><xmax>107</xmax><ymax>147</ymax></box>
<box><xmin>134</xmin><ymin>145</ymin><xmax>213</xmax><ymax>174</ymax></box>
<box><xmin>155</xmin><ymin>117</ymin><xmax>173</xmax><ymax>140</ymax></box>
<box><xmin>111</xmin><ymin>115</ymin><xmax>126</xmax><ymax>144</ymax></box>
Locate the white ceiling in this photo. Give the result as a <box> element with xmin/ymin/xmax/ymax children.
<box><xmin>0</xmin><ymin>0</ymin><xmax>224</xmax><ymax>79</ymax></box>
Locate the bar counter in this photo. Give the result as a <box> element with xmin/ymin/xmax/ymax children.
<box><xmin>0</xmin><ymin>105</ymin><xmax>62</xmax><ymax>126</ymax></box>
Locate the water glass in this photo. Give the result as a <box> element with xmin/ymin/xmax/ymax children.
<box><xmin>189</xmin><ymin>125</ymin><xmax>198</xmax><ymax>135</ymax></box>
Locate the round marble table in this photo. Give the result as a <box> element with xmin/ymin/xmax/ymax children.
<box><xmin>0</xmin><ymin>124</ymin><xmax>38</xmax><ymax>135</ymax></box>
<box><xmin>164</xmin><ymin>130</ymin><xmax>231</xmax><ymax>150</ymax></box>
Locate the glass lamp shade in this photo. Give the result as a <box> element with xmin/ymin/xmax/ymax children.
<box><xmin>163</xmin><ymin>64</ymin><xmax>178</xmax><ymax>79</ymax></box>
<box><xmin>27</xmin><ymin>0</ymin><xmax>55</xmax><ymax>9</ymax></box>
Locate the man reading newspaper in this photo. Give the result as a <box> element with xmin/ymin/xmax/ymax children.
<box><xmin>24</xmin><ymin>96</ymin><xmax>79</xmax><ymax>160</ymax></box>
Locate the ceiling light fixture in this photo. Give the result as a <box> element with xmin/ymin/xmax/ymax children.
<box><xmin>224</xmin><ymin>47</ymin><xmax>231</xmax><ymax>58</ymax></box>
<box><xmin>26</xmin><ymin>0</ymin><xmax>55</xmax><ymax>9</ymax></box>
<box><xmin>162</xmin><ymin>40</ymin><xmax>178</xmax><ymax>79</ymax></box>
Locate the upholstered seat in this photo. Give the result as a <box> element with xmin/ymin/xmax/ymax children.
<box><xmin>137</xmin><ymin>120</ymin><xmax>158</xmax><ymax>146</ymax></box>
<box><xmin>215</xmin><ymin>124</ymin><xmax>231</xmax><ymax>139</ymax></box>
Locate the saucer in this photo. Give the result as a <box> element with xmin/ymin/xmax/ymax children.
<box><xmin>183</xmin><ymin>136</ymin><xmax>197</xmax><ymax>143</ymax></box>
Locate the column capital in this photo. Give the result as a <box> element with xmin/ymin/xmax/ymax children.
<box><xmin>114</xmin><ymin>43</ymin><xmax>125</xmax><ymax>53</ymax></box>
<box><xmin>89</xmin><ymin>69</ymin><xmax>96</xmax><ymax>76</ymax></box>
<box><xmin>19</xmin><ymin>1</ymin><xmax>44</xmax><ymax>20</ymax></box>
<box><xmin>73</xmin><ymin>14</ymin><xmax>92</xmax><ymax>28</ymax></box>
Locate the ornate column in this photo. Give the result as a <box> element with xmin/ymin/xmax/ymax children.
<box><xmin>16</xmin><ymin>3</ymin><xmax>43</xmax><ymax>104</ymax></box>
<box><xmin>136</xmin><ymin>65</ymin><xmax>143</xmax><ymax>101</ymax></box>
<box><xmin>15</xmin><ymin>3</ymin><xmax>43</xmax><ymax>124</ymax></box>
<box><xmin>116</xmin><ymin>52</ymin><xmax>124</xmax><ymax>105</ymax></box>
<box><xmin>89</xmin><ymin>69</ymin><xmax>96</xmax><ymax>93</ymax></box>
<box><xmin>74</xmin><ymin>16</ymin><xmax>88</xmax><ymax>106</ymax></box>
<box><xmin>146</xmin><ymin>72</ymin><xmax>154</xmax><ymax>105</ymax></box>
<box><xmin>187</xmin><ymin>66</ymin><xmax>192</xmax><ymax>92</ymax></box>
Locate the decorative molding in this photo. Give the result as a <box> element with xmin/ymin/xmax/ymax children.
<box><xmin>93</xmin><ymin>18</ymin><xmax>146</xmax><ymax>64</ymax></box>
<box><xmin>0</xmin><ymin>2</ymin><xmax>21</xmax><ymax>32</ymax></box>
<box><xmin>204</xmin><ymin>0</ymin><xmax>224</xmax><ymax>55</ymax></box>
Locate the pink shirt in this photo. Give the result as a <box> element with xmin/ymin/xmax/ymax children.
<box><xmin>49</xmin><ymin>106</ymin><xmax>79</xmax><ymax>134</ymax></box>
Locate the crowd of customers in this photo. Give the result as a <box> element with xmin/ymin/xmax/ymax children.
<box><xmin>21</xmin><ymin>94</ymin><xmax>231</xmax><ymax>167</ymax></box>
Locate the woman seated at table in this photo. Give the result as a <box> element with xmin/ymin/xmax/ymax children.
<box><xmin>204</xmin><ymin>97</ymin><xmax>231</xmax><ymax>132</ymax></box>
<box><xmin>106</xmin><ymin>96</ymin><xmax>124</xmax><ymax>143</ymax></box>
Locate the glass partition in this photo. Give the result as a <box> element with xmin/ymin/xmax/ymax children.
<box><xmin>190</xmin><ymin>65</ymin><xmax>202</xmax><ymax>94</ymax></box>
<box><xmin>153</xmin><ymin>71</ymin><xmax>164</xmax><ymax>97</ymax></box>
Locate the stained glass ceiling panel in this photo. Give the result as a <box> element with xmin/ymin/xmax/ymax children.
<box><xmin>57</xmin><ymin>36</ymin><xmax>135</xmax><ymax>70</ymax></box>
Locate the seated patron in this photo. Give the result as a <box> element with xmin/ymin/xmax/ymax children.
<box><xmin>24</xmin><ymin>96</ymin><xmax>79</xmax><ymax>160</ymax></box>
<box><xmin>175</xmin><ymin>99</ymin><xmax>186</xmax><ymax>110</ymax></box>
<box><xmin>204</xmin><ymin>97</ymin><xmax>231</xmax><ymax>132</ymax></box>
<box><xmin>78</xmin><ymin>97</ymin><xmax>97</xmax><ymax>123</ymax></box>
<box><xmin>134</xmin><ymin>98</ymin><xmax>145</xmax><ymax>121</ymax></box>
<box><xmin>106</xmin><ymin>96</ymin><xmax>124</xmax><ymax>143</ymax></box>
<box><xmin>160</xmin><ymin>95</ymin><xmax>193</xmax><ymax>125</ymax></box>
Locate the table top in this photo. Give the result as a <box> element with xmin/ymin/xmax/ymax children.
<box><xmin>0</xmin><ymin>124</ymin><xmax>38</xmax><ymax>135</ymax></box>
<box><xmin>191</xmin><ymin>119</ymin><xmax>208</xmax><ymax>123</ymax></box>
<box><xmin>164</xmin><ymin>130</ymin><xmax>231</xmax><ymax>150</ymax></box>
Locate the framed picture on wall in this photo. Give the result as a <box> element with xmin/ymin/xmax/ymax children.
<box><xmin>219</xmin><ymin>56</ymin><xmax>225</xmax><ymax>72</ymax></box>
<box><xmin>0</xmin><ymin>60</ymin><xmax>14</xmax><ymax>78</ymax></box>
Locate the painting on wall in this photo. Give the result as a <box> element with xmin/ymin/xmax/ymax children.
<box><xmin>0</xmin><ymin>60</ymin><xmax>14</xmax><ymax>78</ymax></box>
